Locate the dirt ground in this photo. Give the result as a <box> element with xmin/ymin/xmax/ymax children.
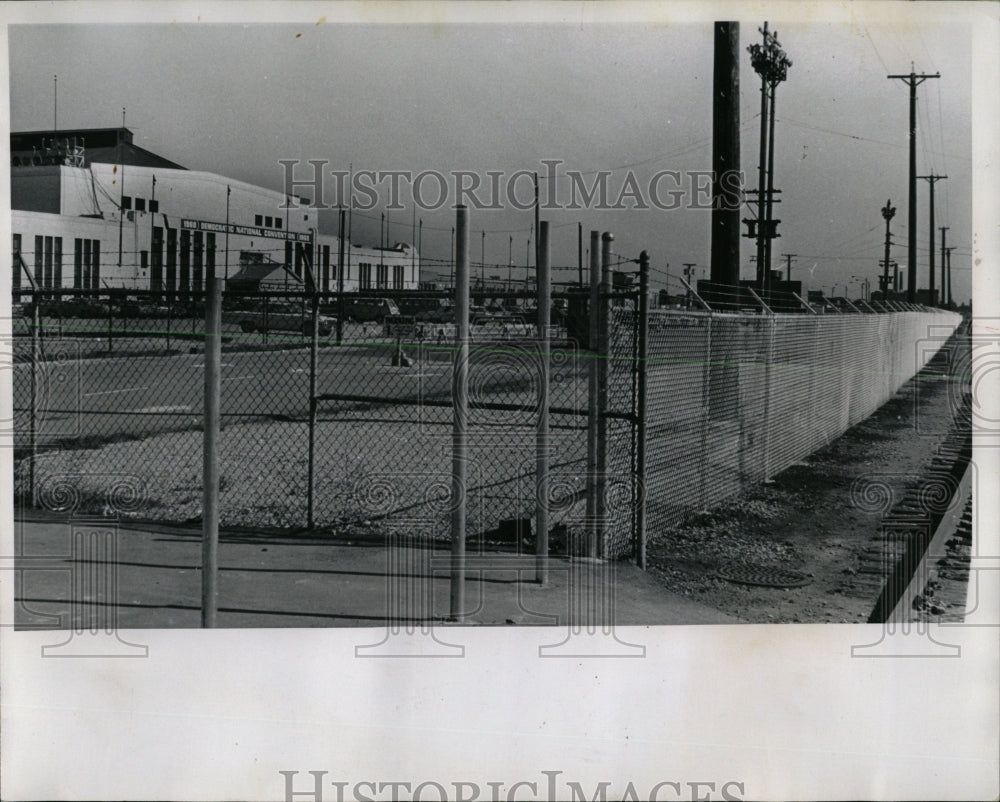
<box><xmin>645</xmin><ymin>345</ymin><xmax>969</xmax><ymax>624</ymax></box>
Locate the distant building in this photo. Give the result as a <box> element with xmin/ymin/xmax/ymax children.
<box><xmin>10</xmin><ymin>127</ymin><xmax>419</xmax><ymax>295</ymax></box>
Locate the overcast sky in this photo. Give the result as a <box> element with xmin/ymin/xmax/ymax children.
<box><xmin>6</xmin><ymin>7</ymin><xmax>979</xmax><ymax>301</ymax></box>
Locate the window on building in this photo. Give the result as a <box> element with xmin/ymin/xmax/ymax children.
<box><xmin>275</xmin><ymin>218</ymin><xmax>283</xmax><ymax>230</ymax></box>
<box><xmin>294</xmin><ymin>242</ymin><xmax>306</xmax><ymax>279</ymax></box>
<box><xmin>255</xmin><ymin>214</ymin><xmax>263</xmax><ymax>227</ymax></box>
<box><xmin>393</xmin><ymin>265</ymin><xmax>404</xmax><ymax>290</ymax></box>
<box><xmin>193</xmin><ymin>231</ymin><xmax>204</xmax><ymax>291</ymax></box>
<box><xmin>74</xmin><ymin>238</ymin><xmax>83</xmax><ymax>288</ymax></box>
<box><xmin>322</xmin><ymin>245</ymin><xmax>331</xmax><ymax>292</ymax></box>
<box><xmin>166</xmin><ymin>229</ymin><xmax>177</xmax><ymax>293</ymax></box>
<box><xmin>376</xmin><ymin>263</ymin><xmax>388</xmax><ymax>289</ymax></box>
<box><xmin>206</xmin><ymin>232</ymin><xmax>216</xmax><ymax>283</ymax></box>
<box><xmin>53</xmin><ymin>238</ymin><xmax>62</xmax><ymax>288</ymax></box>
<box><xmin>141</xmin><ymin>250</ymin><xmax>148</xmax><ymax>275</ymax></box>
<box><xmin>265</xmin><ymin>216</ymin><xmax>273</xmax><ymax>228</ymax></box>
<box><xmin>122</xmin><ymin>196</ymin><xmax>132</xmax><ymax>210</ymax></box>
<box><xmin>359</xmin><ymin>262</ymin><xmax>372</xmax><ymax>290</ymax></box>
<box><xmin>77</xmin><ymin>238</ymin><xmax>100</xmax><ymax>289</ymax></box>
<box><xmin>179</xmin><ymin>230</ymin><xmax>191</xmax><ymax>296</ymax></box>
<box><xmin>35</xmin><ymin>236</ymin><xmax>63</xmax><ymax>289</ymax></box>
<box><xmin>285</xmin><ymin>240</ymin><xmax>293</xmax><ymax>273</ymax></box>
<box><xmin>149</xmin><ymin>199</ymin><xmax>159</xmax><ymax>213</ymax></box>
<box><xmin>34</xmin><ymin>235</ymin><xmax>43</xmax><ymax>287</ymax></box>
<box><xmin>81</xmin><ymin>239</ymin><xmax>90</xmax><ymax>288</ymax></box>
<box><xmin>151</xmin><ymin>226</ymin><xmax>164</xmax><ymax>295</ymax></box>
<box><xmin>135</xmin><ymin>197</ymin><xmax>146</xmax><ymax>212</ymax></box>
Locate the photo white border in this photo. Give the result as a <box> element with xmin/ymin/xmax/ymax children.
<box><xmin>1</xmin><ymin>3</ymin><xmax>997</xmax><ymax>800</ymax></box>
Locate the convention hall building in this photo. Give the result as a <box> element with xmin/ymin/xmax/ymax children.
<box><xmin>10</xmin><ymin>127</ymin><xmax>419</xmax><ymax>296</ymax></box>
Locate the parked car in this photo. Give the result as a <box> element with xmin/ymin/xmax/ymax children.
<box><xmin>234</xmin><ymin>302</ymin><xmax>334</xmax><ymax>336</ymax></box>
<box><xmin>25</xmin><ymin>296</ymin><xmax>109</xmax><ymax>318</ymax></box>
<box><xmin>336</xmin><ymin>297</ymin><xmax>401</xmax><ymax>323</ymax></box>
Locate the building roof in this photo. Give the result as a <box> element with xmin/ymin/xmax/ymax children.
<box><xmin>10</xmin><ymin>127</ymin><xmax>187</xmax><ymax>170</ymax></box>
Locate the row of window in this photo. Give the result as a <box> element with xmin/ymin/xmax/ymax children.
<box><xmin>121</xmin><ymin>196</ymin><xmax>160</xmax><ymax>213</ymax></box>
<box><xmin>150</xmin><ymin>226</ymin><xmax>217</xmax><ymax>293</ymax></box>
<box><xmin>357</xmin><ymin>262</ymin><xmax>407</xmax><ymax>290</ymax></box>
<box><xmin>253</xmin><ymin>214</ymin><xmax>284</xmax><ymax>230</ymax></box>
<box><xmin>12</xmin><ymin>234</ymin><xmax>101</xmax><ymax>291</ymax></box>
<box><xmin>12</xmin><ymin>233</ymin><xmax>413</xmax><ymax>293</ymax></box>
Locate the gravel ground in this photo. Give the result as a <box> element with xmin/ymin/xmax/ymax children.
<box><xmin>21</xmin><ymin>402</ymin><xmax>589</xmax><ymax>536</ymax></box>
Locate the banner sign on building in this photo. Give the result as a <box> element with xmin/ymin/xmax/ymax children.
<box><xmin>181</xmin><ymin>218</ymin><xmax>311</xmax><ymax>243</ymax></box>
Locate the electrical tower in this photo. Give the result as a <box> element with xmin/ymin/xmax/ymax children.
<box><xmin>743</xmin><ymin>22</ymin><xmax>792</xmax><ymax>293</ymax></box>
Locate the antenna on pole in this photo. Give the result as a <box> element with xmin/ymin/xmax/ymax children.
<box><xmin>53</xmin><ymin>75</ymin><xmax>57</xmax><ymax>133</ymax></box>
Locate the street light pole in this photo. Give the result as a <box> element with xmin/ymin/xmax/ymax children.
<box><xmin>881</xmin><ymin>199</ymin><xmax>896</xmax><ymax>300</ymax></box>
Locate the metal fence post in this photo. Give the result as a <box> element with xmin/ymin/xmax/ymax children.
<box><xmin>307</xmin><ymin>291</ymin><xmax>319</xmax><ymax>529</ymax></box>
<box><xmin>107</xmin><ymin>293</ymin><xmax>114</xmax><ymax>353</ymax></box>
<box><xmin>597</xmin><ymin>232</ymin><xmax>614</xmax><ymax>558</ymax></box>
<box><xmin>536</xmin><ymin>221</ymin><xmax>551</xmax><ymax>585</ymax></box>
<box><xmin>29</xmin><ymin>290</ymin><xmax>39</xmax><ymax>507</ymax></box>
<box><xmin>450</xmin><ymin>205</ymin><xmax>469</xmax><ymax>622</ymax></box>
<box><xmin>337</xmin><ymin>208</ymin><xmax>346</xmax><ymax>346</ymax></box>
<box><xmin>166</xmin><ymin>292</ymin><xmax>172</xmax><ymax>351</ymax></box>
<box><xmin>202</xmin><ymin>278</ymin><xmax>223</xmax><ymax>628</ymax></box>
<box><xmin>586</xmin><ymin>231</ymin><xmax>600</xmax><ymax>559</ymax></box>
<box><xmin>762</xmin><ymin>311</ymin><xmax>775</xmax><ymax>481</ymax></box>
<box><xmin>700</xmin><ymin>314</ymin><xmax>712</xmax><ymax>507</ymax></box>
<box><xmin>636</xmin><ymin>251</ymin><xmax>649</xmax><ymax>569</ymax></box>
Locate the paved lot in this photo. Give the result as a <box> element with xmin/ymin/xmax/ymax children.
<box><xmin>13</xmin><ymin>517</ymin><xmax>735</xmax><ymax>629</ymax></box>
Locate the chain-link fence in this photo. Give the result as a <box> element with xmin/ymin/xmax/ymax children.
<box><xmin>630</xmin><ymin>305</ymin><xmax>963</xmax><ymax>540</ymax></box>
<box><xmin>12</xmin><ymin>288</ymin><xmax>596</xmax><ymax>550</ymax></box>
<box><xmin>12</xmin><ymin>283</ymin><xmax>962</xmax><ymax>568</ymax></box>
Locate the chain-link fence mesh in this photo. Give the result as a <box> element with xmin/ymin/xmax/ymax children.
<box><xmin>12</xmin><ymin>285</ymin><xmax>961</xmax><ymax>568</ymax></box>
<box><xmin>12</xmin><ymin>288</ymin><xmax>594</xmax><ymax>550</ymax></box>
<box><xmin>605</xmin><ymin>299</ymin><xmax>639</xmax><ymax>559</ymax></box>
<box><xmin>630</xmin><ymin>307</ymin><xmax>963</xmax><ymax>540</ymax></box>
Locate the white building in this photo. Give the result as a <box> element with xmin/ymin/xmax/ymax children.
<box><xmin>10</xmin><ymin>127</ymin><xmax>420</xmax><ymax>295</ymax></box>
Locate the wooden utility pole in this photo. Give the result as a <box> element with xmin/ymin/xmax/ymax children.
<box><xmin>918</xmin><ymin>174</ymin><xmax>946</xmax><ymax>305</ymax></box>
<box><xmin>945</xmin><ymin>246</ymin><xmax>955</xmax><ymax>307</ymax></box>
<box><xmin>939</xmin><ymin>225</ymin><xmax>949</xmax><ymax>307</ymax></box>
<box><xmin>711</xmin><ymin>21</ymin><xmax>741</xmax><ymax>287</ymax></box>
<box><xmin>888</xmin><ymin>68</ymin><xmax>940</xmax><ymax>302</ymax></box>
<box><xmin>782</xmin><ymin>253</ymin><xmax>797</xmax><ymax>283</ymax></box>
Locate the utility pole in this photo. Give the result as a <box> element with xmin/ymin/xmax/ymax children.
<box><xmin>881</xmin><ymin>199</ymin><xmax>896</xmax><ymax>300</ymax></box>
<box><xmin>508</xmin><ymin>234</ymin><xmax>513</xmax><ymax>293</ymax></box>
<box><xmin>744</xmin><ymin>22</ymin><xmax>791</xmax><ymax>293</ymax></box>
<box><xmin>888</xmin><ymin>67</ymin><xmax>940</xmax><ymax>302</ymax></box>
<box><xmin>481</xmin><ymin>230</ymin><xmax>486</xmax><ymax>291</ymax></box>
<box><xmin>945</xmin><ymin>246</ymin><xmax>955</xmax><ymax>307</ymax></box>
<box><xmin>918</xmin><ymin>174</ymin><xmax>947</xmax><ymax>305</ymax></box>
<box><xmin>711</xmin><ymin>20</ymin><xmax>741</xmax><ymax>288</ymax></box>
<box><xmin>533</xmin><ymin>172</ymin><xmax>540</xmax><ymax>285</ymax></box>
<box><xmin>939</xmin><ymin>226</ymin><xmax>949</xmax><ymax>306</ymax></box>
<box><xmin>782</xmin><ymin>253</ymin><xmax>797</xmax><ymax>283</ymax></box>
<box><xmin>683</xmin><ymin>263</ymin><xmax>697</xmax><ymax>307</ymax></box>
<box><xmin>117</xmin><ymin>107</ymin><xmax>126</xmax><ymax>274</ymax></box>
<box><xmin>578</xmin><ymin>222</ymin><xmax>584</xmax><ymax>288</ymax></box>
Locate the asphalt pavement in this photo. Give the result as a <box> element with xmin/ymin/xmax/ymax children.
<box><xmin>13</xmin><ymin>516</ymin><xmax>735</xmax><ymax>629</ymax></box>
